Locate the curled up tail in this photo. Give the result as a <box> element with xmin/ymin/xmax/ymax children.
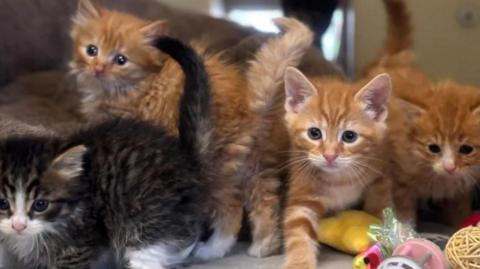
<box><xmin>153</xmin><ymin>37</ymin><xmax>211</xmax><ymax>157</ymax></box>
<box><xmin>383</xmin><ymin>0</ymin><xmax>413</xmax><ymax>56</ymax></box>
<box><xmin>247</xmin><ymin>17</ymin><xmax>314</xmax><ymax>118</ymax></box>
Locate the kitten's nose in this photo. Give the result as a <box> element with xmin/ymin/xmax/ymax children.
<box><xmin>323</xmin><ymin>153</ymin><xmax>338</xmax><ymax>163</ymax></box>
<box><xmin>443</xmin><ymin>164</ymin><xmax>456</xmax><ymax>174</ymax></box>
<box><xmin>12</xmin><ymin>221</ymin><xmax>27</xmax><ymax>233</ymax></box>
<box><xmin>95</xmin><ymin>65</ymin><xmax>106</xmax><ymax>76</ymax></box>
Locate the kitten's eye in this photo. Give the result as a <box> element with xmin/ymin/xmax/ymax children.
<box><xmin>114</xmin><ymin>54</ymin><xmax>128</xmax><ymax>66</ymax></box>
<box><xmin>307</xmin><ymin>128</ymin><xmax>322</xmax><ymax>140</ymax></box>
<box><xmin>459</xmin><ymin>144</ymin><xmax>474</xmax><ymax>155</ymax></box>
<box><xmin>86</xmin><ymin>44</ymin><xmax>98</xmax><ymax>57</ymax></box>
<box><xmin>32</xmin><ymin>199</ymin><xmax>49</xmax><ymax>213</ymax></box>
<box><xmin>428</xmin><ymin>144</ymin><xmax>441</xmax><ymax>154</ymax></box>
<box><xmin>342</xmin><ymin>130</ymin><xmax>358</xmax><ymax>143</ymax></box>
<box><xmin>0</xmin><ymin>199</ymin><xmax>9</xmax><ymax>210</ymax></box>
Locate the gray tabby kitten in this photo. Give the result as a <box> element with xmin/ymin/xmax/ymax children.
<box><xmin>0</xmin><ymin>36</ymin><xmax>213</xmax><ymax>269</ymax></box>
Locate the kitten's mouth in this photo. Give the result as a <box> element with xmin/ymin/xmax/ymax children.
<box><xmin>319</xmin><ymin>162</ymin><xmax>341</xmax><ymax>173</ymax></box>
<box><xmin>94</xmin><ymin>76</ymin><xmax>133</xmax><ymax>96</ymax></box>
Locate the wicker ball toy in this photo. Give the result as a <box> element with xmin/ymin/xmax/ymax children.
<box><xmin>445</xmin><ymin>226</ymin><xmax>480</xmax><ymax>269</ymax></box>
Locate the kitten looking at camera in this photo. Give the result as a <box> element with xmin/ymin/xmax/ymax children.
<box><xmin>0</xmin><ymin>36</ymin><xmax>213</xmax><ymax>269</ymax></box>
<box><xmin>69</xmin><ymin>0</ymin><xmax>314</xmax><ymax>258</ymax></box>
<box><xmin>281</xmin><ymin>69</ymin><xmax>392</xmax><ymax>269</ymax></box>
<box><xmin>367</xmin><ymin>0</ymin><xmax>480</xmax><ymax>226</ymax></box>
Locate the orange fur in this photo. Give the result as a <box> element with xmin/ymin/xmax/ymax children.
<box><xmin>281</xmin><ymin>69</ymin><xmax>392</xmax><ymax>269</ymax></box>
<box><xmin>244</xmin><ymin>18</ymin><xmax>313</xmax><ymax>257</ymax></box>
<box><xmin>366</xmin><ymin>0</ymin><xmax>480</xmax><ymax>226</ymax></box>
<box><xmin>70</xmin><ymin>0</ymin><xmax>315</xmax><ymax>259</ymax></box>
<box><xmin>387</xmin><ymin>82</ymin><xmax>480</xmax><ymax>225</ymax></box>
<box><xmin>70</xmin><ymin>0</ymin><xmax>250</xmax><ymax>259</ymax></box>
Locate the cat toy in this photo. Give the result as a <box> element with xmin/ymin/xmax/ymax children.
<box><xmin>353</xmin><ymin>208</ymin><xmax>417</xmax><ymax>269</ymax></box>
<box><xmin>318</xmin><ymin>210</ymin><xmax>381</xmax><ymax>255</ymax></box>
<box><xmin>378</xmin><ymin>239</ymin><xmax>448</xmax><ymax>269</ymax></box>
<box><xmin>353</xmin><ymin>243</ymin><xmax>387</xmax><ymax>269</ymax></box>
<box><xmin>445</xmin><ymin>226</ymin><xmax>480</xmax><ymax>268</ymax></box>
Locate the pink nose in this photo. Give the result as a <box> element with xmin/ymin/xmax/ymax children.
<box><xmin>94</xmin><ymin>65</ymin><xmax>105</xmax><ymax>77</ymax></box>
<box><xmin>444</xmin><ymin>165</ymin><xmax>456</xmax><ymax>174</ymax></box>
<box><xmin>12</xmin><ymin>222</ymin><xmax>27</xmax><ymax>233</ymax></box>
<box><xmin>323</xmin><ymin>154</ymin><xmax>338</xmax><ymax>163</ymax></box>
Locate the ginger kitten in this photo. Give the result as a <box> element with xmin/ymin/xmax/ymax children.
<box><xmin>69</xmin><ymin>0</ymin><xmax>314</xmax><ymax>258</ymax></box>
<box><xmin>367</xmin><ymin>0</ymin><xmax>480</xmax><ymax>226</ymax></box>
<box><xmin>388</xmin><ymin>82</ymin><xmax>480</xmax><ymax>226</ymax></box>
<box><xmin>281</xmin><ymin>68</ymin><xmax>392</xmax><ymax>269</ymax></box>
<box><xmin>70</xmin><ymin>0</ymin><xmax>249</xmax><ymax>259</ymax></box>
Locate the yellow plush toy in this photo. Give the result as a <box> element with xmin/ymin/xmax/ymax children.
<box><xmin>317</xmin><ymin>210</ymin><xmax>381</xmax><ymax>255</ymax></box>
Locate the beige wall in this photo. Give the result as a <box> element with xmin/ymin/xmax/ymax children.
<box><xmin>354</xmin><ymin>0</ymin><xmax>480</xmax><ymax>86</ymax></box>
<box><xmin>157</xmin><ymin>0</ymin><xmax>214</xmax><ymax>15</ymax></box>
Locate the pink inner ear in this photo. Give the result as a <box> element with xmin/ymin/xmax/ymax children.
<box><xmin>287</xmin><ymin>87</ymin><xmax>309</xmax><ymax>112</ymax></box>
<box><xmin>364</xmin><ymin>88</ymin><xmax>388</xmax><ymax>118</ymax></box>
<box><xmin>359</xmin><ymin>75</ymin><xmax>391</xmax><ymax>121</ymax></box>
<box><xmin>285</xmin><ymin>68</ymin><xmax>315</xmax><ymax>113</ymax></box>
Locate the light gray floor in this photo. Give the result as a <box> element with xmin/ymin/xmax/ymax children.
<box><xmin>190</xmin><ymin>243</ymin><xmax>353</xmax><ymax>269</ymax></box>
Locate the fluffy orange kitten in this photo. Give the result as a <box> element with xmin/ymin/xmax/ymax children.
<box><xmin>69</xmin><ymin>0</ymin><xmax>168</xmax><ymax>118</ymax></box>
<box><xmin>69</xmin><ymin>0</ymin><xmax>314</xmax><ymax>258</ymax></box>
<box><xmin>368</xmin><ymin>0</ymin><xmax>480</xmax><ymax>226</ymax></box>
<box><xmin>281</xmin><ymin>68</ymin><xmax>392</xmax><ymax>269</ymax></box>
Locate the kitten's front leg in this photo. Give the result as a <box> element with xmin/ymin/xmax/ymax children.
<box><xmin>247</xmin><ymin>167</ymin><xmax>282</xmax><ymax>258</ymax></box>
<box><xmin>392</xmin><ymin>182</ymin><xmax>417</xmax><ymax>224</ymax></box>
<box><xmin>194</xmin><ymin>135</ymin><xmax>254</xmax><ymax>260</ymax></box>
<box><xmin>440</xmin><ymin>192</ymin><xmax>472</xmax><ymax>228</ymax></box>
<box><xmin>282</xmin><ymin>198</ymin><xmax>324</xmax><ymax>269</ymax></box>
<box><xmin>56</xmin><ymin>246</ymin><xmax>96</xmax><ymax>269</ymax></box>
<box><xmin>364</xmin><ymin>176</ymin><xmax>393</xmax><ymax>218</ymax></box>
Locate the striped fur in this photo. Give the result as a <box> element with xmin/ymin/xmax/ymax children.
<box><xmin>244</xmin><ymin>17</ymin><xmax>314</xmax><ymax>258</ymax></box>
<box><xmin>0</xmin><ymin>35</ymin><xmax>212</xmax><ymax>268</ymax></box>
<box><xmin>70</xmin><ymin>1</ymin><xmax>316</xmax><ymax>259</ymax></box>
<box><xmin>363</xmin><ymin>0</ymin><xmax>480</xmax><ymax>227</ymax></box>
<box><xmin>281</xmin><ymin>71</ymin><xmax>392</xmax><ymax>269</ymax></box>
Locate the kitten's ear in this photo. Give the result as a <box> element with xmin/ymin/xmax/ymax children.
<box><xmin>140</xmin><ymin>20</ymin><xmax>169</xmax><ymax>41</ymax></box>
<box><xmin>355</xmin><ymin>73</ymin><xmax>392</xmax><ymax>122</ymax></box>
<box><xmin>395</xmin><ymin>98</ymin><xmax>425</xmax><ymax>119</ymax></box>
<box><xmin>73</xmin><ymin>0</ymin><xmax>101</xmax><ymax>25</ymax></box>
<box><xmin>51</xmin><ymin>145</ymin><xmax>87</xmax><ymax>180</ymax></box>
<box><xmin>284</xmin><ymin>67</ymin><xmax>317</xmax><ymax>113</ymax></box>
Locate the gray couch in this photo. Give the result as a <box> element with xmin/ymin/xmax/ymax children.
<box><xmin>0</xmin><ymin>0</ymin><xmax>341</xmax><ymax>87</ymax></box>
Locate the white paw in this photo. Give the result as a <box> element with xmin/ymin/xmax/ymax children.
<box><xmin>193</xmin><ymin>231</ymin><xmax>236</xmax><ymax>260</ymax></box>
<box><xmin>126</xmin><ymin>242</ymin><xmax>194</xmax><ymax>269</ymax></box>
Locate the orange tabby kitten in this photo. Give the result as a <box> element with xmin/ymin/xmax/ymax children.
<box><xmin>69</xmin><ymin>0</ymin><xmax>314</xmax><ymax>258</ymax></box>
<box><xmin>367</xmin><ymin>0</ymin><xmax>480</xmax><ymax>226</ymax></box>
<box><xmin>281</xmin><ymin>68</ymin><xmax>392</xmax><ymax>269</ymax></box>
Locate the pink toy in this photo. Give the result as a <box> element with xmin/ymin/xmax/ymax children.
<box><xmin>378</xmin><ymin>239</ymin><xmax>448</xmax><ymax>269</ymax></box>
<box><xmin>353</xmin><ymin>243</ymin><xmax>386</xmax><ymax>269</ymax></box>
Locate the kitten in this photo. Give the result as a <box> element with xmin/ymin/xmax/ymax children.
<box><xmin>243</xmin><ymin>18</ymin><xmax>314</xmax><ymax>257</ymax></box>
<box><xmin>69</xmin><ymin>0</ymin><xmax>314</xmax><ymax>258</ymax></box>
<box><xmin>280</xmin><ymin>69</ymin><xmax>392</xmax><ymax>269</ymax></box>
<box><xmin>0</xmin><ymin>36</ymin><xmax>213</xmax><ymax>269</ymax></box>
<box><xmin>367</xmin><ymin>0</ymin><xmax>480</xmax><ymax>226</ymax></box>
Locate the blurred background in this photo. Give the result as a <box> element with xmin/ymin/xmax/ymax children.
<box><xmin>160</xmin><ymin>0</ymin><xmax>480</xmax><ymax>85</ymax></box>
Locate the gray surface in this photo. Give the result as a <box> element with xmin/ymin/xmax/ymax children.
<box><xmin>190</xmin><ymin>242</ymin><xmax>353</xmax><ymax>269</ymax></box>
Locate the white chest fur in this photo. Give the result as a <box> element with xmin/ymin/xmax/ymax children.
<box><xmin>320</xmin><ymin>183</ymin><xmax>364</xmax><ymax>212</ymax></box>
